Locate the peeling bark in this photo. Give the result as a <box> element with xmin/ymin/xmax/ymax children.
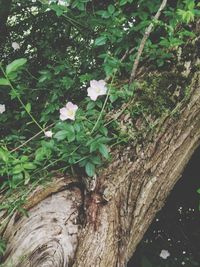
<box><xmin>1</xmin><ymin>183</ymin><xmax>82</xmax><ymax>267</ymax></box>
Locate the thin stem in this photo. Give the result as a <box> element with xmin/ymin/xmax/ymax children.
<box><xmin>25</xmin><ymin>69</ymin><xmax>38</xmax><ymax>81</ymax></box>
<box><xmin>32</xmin><ymin>144</ymin><xmax>82</xmax><ymax>175</ymax></box>
<box><xmin>53</xmin><ymin>155</ymin><xmax>89</xmax><ymax>173</ymax></box>
<box><xmin>0</xmin><ymin>65</ymin><xmax>44</xmax><ymax>132</ymax></box>
<box><xmin>90</xmin><ymin>92</ymin><xmax>110</xmax><ymax>134</ymax></box>
<box><xmin>129</xmin><ymin>0</ymin><xmax>168</xmax><ymax>83</ymax></box>
<box><xmin>10</xmin><ymin>123</ymin><xmax>55</xmax><ymax>153</ymax></box>
<box><xmin>91</xmin><ymin>71</ymin><xmax>117</xmax><ymax>134</ymax></box>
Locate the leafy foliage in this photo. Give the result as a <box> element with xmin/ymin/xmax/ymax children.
<box><xmin>0</xmin><ymin>0</ymin><xmax>199</xmax><ymax>220</ymax></box>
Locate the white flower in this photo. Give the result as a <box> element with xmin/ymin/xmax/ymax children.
<box><xmin>44</xmin><ymin>130</ymin><xmax>53</xmax><ymax>138</ymax></box>
<box><xmin>159</xmin><ymin>249</ymin><xmax>170</xmax><ymax>259</ymax></box>
<box><xmin>59</xmin><ymin>102</ymin><xmax>78</xmax><ymax>121</ymax></box>
<box><xmin>87</xmin><ymin>80</ymin><xmax>107</xmax><ymax>101</ymax></box>
<box><xmin>0</xmin><ymin>104</ymin><xmax>5</xmax><ymax>114</ymax></box>
<box><xmin>49</xmin><ymin>0</ymin><xmax>69</xmax><ymax>6</ymax></box>
<box><xmin>12</xmin><ymin>42</ymin><xmax>20</xmax><ymax>50</ymax></box>
<box><xmin>58</xmin><ymin>0</ymin><xmax>69</xmax><ymax>6</ymax></box>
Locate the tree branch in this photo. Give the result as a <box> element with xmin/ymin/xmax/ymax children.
<box><xmin>129</xmin><ymin>0</ymin><xmax>167</xmax><ymax>84</ymax></box>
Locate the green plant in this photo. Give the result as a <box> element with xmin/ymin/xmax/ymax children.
<box><xmin>0</xmin><ymin>0</ymin><xmax>199</xmax><ymax>213</ymax></box>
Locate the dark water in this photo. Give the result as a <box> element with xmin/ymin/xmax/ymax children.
<box><xmin>128</xmin><ymin>146</ymin><xmax>200</xmax><ymax>267</ymax></box>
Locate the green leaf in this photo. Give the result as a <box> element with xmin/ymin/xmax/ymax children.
<box><xmin>108</xmin><ymin>4</ymin><xmax>115</xmax><ymax>14</ymax></box>
<box><xmin>12</xmin><ymin>164</ymin><xmax>24</xmax><ymax>174</ymax></box>
<box><xmin>197</xmin><ymin>188</ymin><xmax>200</xmax><ymax>194</ymax></box>
<box><xmin>0</xmin><ymin>149</ymin><xmax>9</xmax><ymax>163</ymax></box>
<box><xmin>96</xmin><ymin>10</ymin><xmax>110</xmax><ymax>18</ymax></box>
<box><xmin>86</xmin><ymin>101</ymin><xmax>95</xmax><ymax>110</ymax></box>
<box><xmin>54</xmin><ymin>126</ymin><xmax>75</xmax><ymax>142</ymax></box>
<box><xmin>79</xmin><ymin>73</ymin><xmax>93</xmax><ymax>82</ymax></box>
<box><xmin>94</xmin><ymin>36</ymin><xmax>107</xmax><ymax>46</ymax></box>
<box><xmin>0</xmin><ymin>78</ymin><xmax>10</xmax><ymax>86</ymax></box>
<box><xmin>85</xmin><ymin>162</ymin><xmax>95</xmax><ymax>177</ymax></box>
<box><xmin>187</xmin><ymin>0</ymin><xmax>195</xmax><ymax>10</ymax></box>
<box><xmin>21</xmin><ymin>156</ymin><xmax>28</xmax><ymax>162</ymax></box>
<box><xmin>98</xmin><ymin>144</ymin><xmax>109</xmax><ymax>159</ymax></box>
<box><xmin>77</xmin><ymin>2</ymin><xmax>85</xmax><ymax>11</ymax></box>
<box><xmin>12</xmin><ymin>173</ymin><xmax>24</xmax><ymax>183</ymax></box>
<box><xmin>54</xmin><ymin>130</ymin><xmax>68</xmax><ymax>141</ymax></box>
<box><xmin>24</xmin><ymin>171</ymin><xmax>31</xmax><ymax>185</ymax></box>
<box><xmin>35</xmin><ymin>147</ymin><xmax>51</xmax><ymax>161</ymax></box>
<box><xmin>6</xmin><ymin>58</ymin><xmax>27</xmax><ymax>75</ymax></box>
<box><xmin>25</xmin><ymin>103</ymin><xmax>31</xmax><ymax>113</ymax></box>
<box><xmin>50</xmin><ymin>4</ymin><xmax>65</xmax><ymax>16</ymax></box>
<box><xmin>65</xmin><ymin>125</ymin><xmax>75</xmax><ymax>142</ymax></box>
<box><xmin>99</xmin><ymin>126</ymin><xmax>108</xmax><ymax>136</ymax></box>
<box><xmin>91</xmin><ymin>156</ymin><xmax>101</xmax><ymax>165</ymax></box>
<box><xmin>119</xmin><ymin>0</ymin><xmax>128</xmax><ymax>5</ymax></box>
<box><xmin>23</xmin><ymin>162</ymin><xmax>36</xmax><ymax>170</ymax></box>
<box><xmin>89</xmin><ymin>141</ymin><xmax>99</xmax><ymax>153</ymax></box>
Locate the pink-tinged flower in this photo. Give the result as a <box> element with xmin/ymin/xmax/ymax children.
<box><xmin>0</xmin><ymin>104</ymin><xmax>5</xmax><ymax>114</ymax></box>
<box><xmin>58</xmin><ymin>0</ymin><xmax>69</xmax><ymax>6</ymax></box>
<box><xmin>44</xmin><ymin>130</ymin><xmax>53</xmax><ymax>138</ymax></box>
<box><xmin>49</xmin><ymin>0</ymin><xmax>69</xmax><ymax>6</ymax></box>
<box><xmin>59</xmin><ymin>102</ymin><xmax>78</xmax><ymax>121</ymax></box>
<box><xmin>87</xmin><ymin>80</ymin><xmax>107</xmax><ymax>101</ymax></box>
<box><xmin>159</xmin><ymin>249</ymin><xmax>170</xmax><ymax>259</ymax></box>
<box><xmin>12</xmin><ymin>42</ymin><xmax>20</xmax><ymax>50</ymax></box>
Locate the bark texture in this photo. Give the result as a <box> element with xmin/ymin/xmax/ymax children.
<box><xmin>1</xmin><ymin>178</ymin><xmax>82</xmax><ymax>267</ymax></box>
<box><xmin>72</xmin><ymin>71</ymin><xmax>200</xmax><ymax>267</ymax></box>
<box><xmin>1</xmin><ymin>40</ymin><xmax>200</xmax><ymax>267</ymax></box>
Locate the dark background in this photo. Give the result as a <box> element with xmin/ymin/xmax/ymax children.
<box><xmin>128</xmin><ymin>146</ymin><xmax>200</xmax><ymax>267</ymax></box>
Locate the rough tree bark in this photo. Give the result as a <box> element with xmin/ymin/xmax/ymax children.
<box><xmin>1</xmin><ymin>30</ymin><xmax>200</xmax><ymax>267</ymax></box>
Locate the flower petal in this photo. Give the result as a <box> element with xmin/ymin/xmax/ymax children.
<box><xmin>0</xmin><ymin>104</ymin><xmax>5</xmax><ymax>114</ymax></box>
<box><xmin>45</xmin><ymin>130</ymin><xmax>53</xmax><ymax>138</ymax></box>
<box><xmin>87</xmin><ymin>87</ymin><xmax>98</xmax><ymax>101</ymax></box>
<box><xmin>160</xmin><ymin>250</ymin><xmax>170</xmax><ymax>259</ymax></box>
<box><xmin>60</xmin><ymin>107</ymin><xmax>67</xmax><ymax>115</ymax></box>
<box><xmin>90</xmin><ymin>80</ymin><xmax>99</xmax><ymax>88</ymax></box>
<box><xmin>60</xmin><ymin>113</ymin><xmax>68</xmax><ymax>121</ymax></box>
<box><xmin>98</xmin><ymin>80</ymin><xmax>106</xmax><ymax>87</ymax></box>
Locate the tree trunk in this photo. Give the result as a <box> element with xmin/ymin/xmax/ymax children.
<box><xmin>1</xmin><ymin>41</ymin><xmax>200</xmax><ymax>267</ymax></box>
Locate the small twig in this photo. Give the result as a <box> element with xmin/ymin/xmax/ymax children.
<box><xmin>120</xmin><ymin>47</ymin><xmax>136</xmax><ymax>63</ymax></box>
<box><xmin>120</xmin><ymin>49</ymin><xmax>130</xmax><ymax>62</ymax></box>
<box><xmin>129</xmin><ymin>0</ymin><xmax>168</xmax><ymax>84</ymax></box>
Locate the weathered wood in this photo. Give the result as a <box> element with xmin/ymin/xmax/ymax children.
<box><xmin>1</xmin><ymin>183</ymin><xmax>82</xmax><ymax>267</ymax></box>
